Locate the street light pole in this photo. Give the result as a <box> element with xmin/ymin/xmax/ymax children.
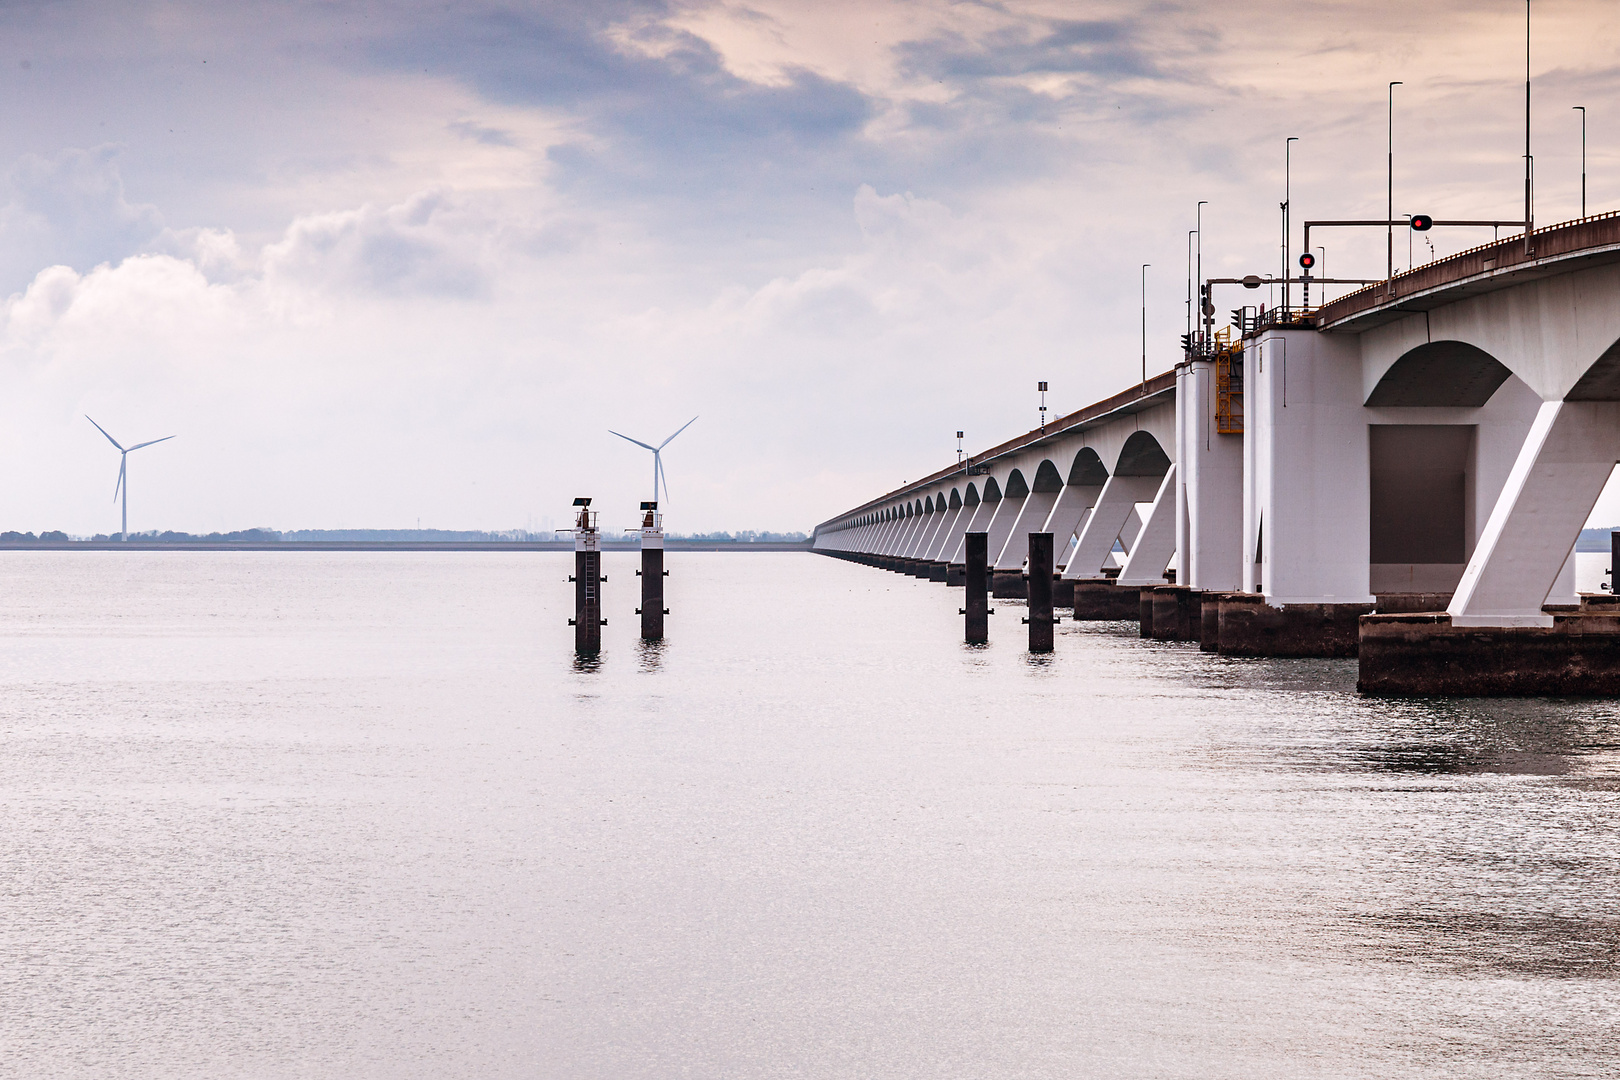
<box><xmin>1388</xmin><ymin>81</ymin><xmax>1402</xmax><ymax>282</ymax></box>
<box><xmin>1141</xmin><ymin>263</ymin><xmax>1150</xmax><ymax>390</ymax></box>
<box><xmin>1575</xmin><ymin>105</ymin><xmax>1586</xmax><ymax>218</ymax></box>
<box><xmin>1196</xmin><ymin>200</ymin><xmax>1207</xmax><ymax>342</ymax></box>
<box><xmin>1525</xmin><ymin>0</ymin><xmax>1533</xmax><ymax>254</ymax></box>
<box><xmin>1283</xmin><ymin>138</ymin><xmax>1298</xmax><ymax>313</ymax></box>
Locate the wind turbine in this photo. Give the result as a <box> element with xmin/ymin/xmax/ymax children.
<box><xmin>609</xmin><ymin>416</ymin><xmax>698</xmax><ymax>504</ymax></box>
<box><xmin>86</xmin><ymin>416</ymin><xmax>175</xmax><ymax>541</ymax></box>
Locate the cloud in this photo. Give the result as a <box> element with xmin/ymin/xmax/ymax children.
<box><xmin>261</xmin><ymin>190</ymin><xmax>493</xmax><ymax>300</ymax></box>
<box><xmin>0</xmin><ymin>145</ymin><xmax>164</xmax><ymax>293</ymax></box>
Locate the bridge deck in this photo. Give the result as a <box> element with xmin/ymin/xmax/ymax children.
<box><xmin>1317</xmin><ymin>213</ymin><xmax>1620</xmax><ymax>332</ymax></box>
<box><xmin>818</xmin><ymin>372</ymin><xmax>1175</xmax><ymax>529</ymax></box>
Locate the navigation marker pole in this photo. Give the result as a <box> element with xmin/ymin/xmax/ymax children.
<box><xmin>567</xmin><ymin>497</ymin><xmax>605</xmax><ymax>655</ymax></box>
<box><xmin>634</xmin><ymin>501</ymin><xmax>668</xmax><ymax>641</ymax></box>
<box><xmin>1024</xmin><ymin>532</ymin><xmax>1055</xmax><ymax>653</ymax></box>
<box><xmin>961</xmin><ymin>532</ymin><xmax>990</xmax><ymax>644</ymax></box>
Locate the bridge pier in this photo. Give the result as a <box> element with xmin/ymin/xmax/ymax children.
<box><xmin>1360</xmin><ymin>597</ymin><xmax>1620</xmax><ymax>695</ymax></box>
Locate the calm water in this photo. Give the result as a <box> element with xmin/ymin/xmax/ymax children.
<box><xmin>1</xmin><ymin>551</ymin><xmax>1618</xmax><ymax>1079</ymax></box>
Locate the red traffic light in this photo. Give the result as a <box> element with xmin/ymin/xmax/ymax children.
<box><xmin>1298</xmin><ymin>253</ymin><xmax>1316</xmax><ymax>269</ymax></box>
<box><xmin>1410</xmin><ymin>214</ymin><xmax>1434</xmax><ymax>231</ymax></box>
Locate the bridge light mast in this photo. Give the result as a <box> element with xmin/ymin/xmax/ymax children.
<box><xmin>1140</xmin><ymin>264</ymin><xmax>1150</xmax><ymax>391</ymax></box>
<box><xmin>1388</xmin><ymin>81</ymin><xmax>1402</xmax><ymax>284</ymax></box>
<box><xmin>1283</xmin><ymin>137</ymin><xmax>1297</xmax><ymax>314</ymax></box>
<box><xmin>1574</xmin><ymin>105</ymin><xmax>1586</xmax><ymax>218</ymax></box>
<box><xmin>1525</xmin><ymin>0</ymin><xmax>1534</xmax><ymax>255</ymax></box>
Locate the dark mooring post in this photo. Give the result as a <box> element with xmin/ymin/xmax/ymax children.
<box><xmin>1025</xmin><ymin>532</ymin><xmax>1054</xmax><ymax>653</ymax></box>
<box><xmin>962</xmin><ymin>531</ymin><xmax>989</xmax><ymax>643</ymax></box>
<box><xmin>636</xmin><ymin>500</ymin><xmax>667</xmax><ymax>641</ymax></box>
<box><xmin>1611</xmin><ymin>530</ymin><xmax>1619</xmax><ymax>594</ymax></box>
<box><xmin>569</xmin><ymin>497</ymin><xmax>604</xmax><ymax>655</ymax></box>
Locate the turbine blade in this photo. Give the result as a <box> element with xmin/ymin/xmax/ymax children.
<box><xmin>608</xmin><ymin>429</ymin><xmax>656</xmax><ymax>452</ymax></box>
<box><xmin>657</xmin><ymin>415</ymin><xmax>699</xmax><ymax>450</ymax></box>
<box><xmin>126</xmin><ymin>435</ymin><xmax>176</xmax><ymax>452</ymax></box>
<box><xmin>656</xmin><ymin>454</ymin><xmax>670</xmax><ymax>502</ymax></box>
<box><xmin>85</xmin><ymin>415</ymin><xmax>124</xmax><ymax>451</ymax></box>
<box><xmin>113</xmin><ymin>458</ymin><xmax>125</xmax><ymax>502</ymax></box>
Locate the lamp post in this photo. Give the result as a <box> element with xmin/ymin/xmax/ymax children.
<box><xmin>1283</xmin><ymin>137</ymin><xmax>1298</xmax><ymax>313</ymax></box>
<box><xmin>1525</xmin><ymin>0</ymin><xmax>1533</xmax><ymax>253</ymax></box>
<box><xmin>1574</xmin><ymin>105</ymin><xmax>1586</xmax><ymax>218</ymax></box>
<box><xmin>1140</xmin><ymin>263</ymin><xmax>1150</xmax><ymax>389</ymax></box>
<box><xmin>1196</xmin><ymin>200</ymin><xmax>1207</xmax><ymax>342</ymax></box>
<box><xmin>1388</xmin><ymin>81</ymin><xmax>1402</xmax><ymax>282</ymax></box>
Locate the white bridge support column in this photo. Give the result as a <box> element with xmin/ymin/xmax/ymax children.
<box><xmin>982</xmin><ymin>493</ymin><xmax>1023</xmax><ymax>567</ymax></box>
<box><xmin>1042</xmin><ymin>484</ymin><xmax>1102</xmax><ymax>569</ymax></box>
<box><xmin>947</xmin><ymin>496</ymin><xmax>996</xmax><ymax>565</ymax></box>
<box><xmin>995</xmin><ymin>488</ymin><xmax>1061</xmax><ymax>570</ymax></box>
<box><xmin>1449</xmin><ymin>400</ymin><xmax>1620</xmax><ymax>626</ymax></box>
<box><xmin>1062</xmin><ymin>474</ymin><xmax>1163</xmax><ymax>580</ymax></box>
<box><xmin>924</xmin><ymin>504</ymin><xmax>963</xmax><ymax>561</ymax></box>
<box><xmin>910</xmin><ymin>509</ymin><xmax>944</xmax><ymax>560</ymax></box>
<box><xmin>1179</xmin><ymin>358</ymin><xmax>1245</xmax><ymax>590</ymax></box>
<box><xmin>1117</xmin><ymin>466</ymin><xmax>1177</xmax><ymax>586</ymax></box>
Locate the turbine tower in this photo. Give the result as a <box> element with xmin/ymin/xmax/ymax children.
<box><xmin>86</xmin><ymin>416</ymin><xmax>175</xmax><ymax>541</ymax></box>
<box><xmin>609</xmin><ymin>416</ymin><xmax>697</xmax><ymax>504</ymax></box>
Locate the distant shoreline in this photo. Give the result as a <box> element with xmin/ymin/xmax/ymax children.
<box><xmin>0</xmin><ymin>540</ymin><xmax>815</xmax><ymax>553</ymax></box>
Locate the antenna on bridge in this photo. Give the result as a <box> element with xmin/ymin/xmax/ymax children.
<box><xmin>1037</xmin><ymin>382</ymin><xmax>1048</xmax><ymax>434</ymax></box>
<box><xmin>956</xmin><ymin>431</ymin><xmax>965</xmax><ymax>471</ymax></box>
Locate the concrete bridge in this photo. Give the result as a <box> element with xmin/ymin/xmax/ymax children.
<box><xmin>814</xmin><ymin>213</ymin><xmax>1620</xmax><ymax>695</ymax></box>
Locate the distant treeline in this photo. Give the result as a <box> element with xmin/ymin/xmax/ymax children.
<box><xmin>1578</xmin><ymin>527</ymin><xmax>1620</xmax><ymax>552</ymax></box>
<box><xmin>0</xmin><ymin>527</ymin><xmax>810</xmax><ymax>544</ymax></box>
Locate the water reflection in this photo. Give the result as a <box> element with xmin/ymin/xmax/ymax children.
<box><xmin>636</xmin><ymin>639</ymin><xmax>666</xmax><ymax>673</ymax></box>
<box><xmin>1346</xmin><ymin>911</ymin><xmax>1620</xmax><ymax>979</ymax></box>
<box><xmin>571</xmin><ymin>653</ymin><xmax>603</xmax><ymax>674</ymax></box>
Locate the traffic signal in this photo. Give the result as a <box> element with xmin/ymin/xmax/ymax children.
<box><xmin>1231</xmin><ymin>308</ymin><xmax>1247</xmax><ymax>331</ymax></box>
<box><xmin>1298</xmin><ymin>252</ymin><xmax>1315</xmax><ymax>270</ymax></box>
<box><xmin>1181</xmin><ymin>334</ymin><xmax>1195</xmax><ymax>352</ymax></box>
<box><xmin>1410</xmin><ymin>214</ymin><xmax>1434</xmax><ymax>231</ymax></box>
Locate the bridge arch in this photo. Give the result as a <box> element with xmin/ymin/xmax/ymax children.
<box><xmin>1069</xmin><ymin>447</ymin><xmax>1109</xmax><ymax>485</ymax></box>
<box><xmin>1003</xmin><ymin>469</ymin><xmax>1030</xmax><ymax>499</ymax></box>
<box><xmin>1568</xmin><ymin>335</ymin><xmax>1620</xmax><ymax>400</ymax></box>
<box><xmin>924</xmin><ymin>495</ymin><xmax>934</xmax><ymax>513</ymax></box>
<box><xmin>981</xmin><ymin>476</ymin><xmax>1002</xmax><ymax>502</ymax></box>
<box><xmin>1366</xmin><ymin>340</ymin><xmax>1513</xmax><ymax>407</ymax></box>
<box><xmin>963</xmin><ymin>483</ymin><xmax>980</xmax><ymax>507</ymax></box>
<box><xmin>1031</xmin><ymin>459</ymin><xmax>1064</xmax><ymax>492</ymax></box>
<box><xmin>1115</xmin><ymin>431</ymin><xmax>1171</xmax><ymax>477</ymax></box>
<box><xmin>948</xmin><ymin>488</ymin><xmax>963</xmax><ymax>509</ymax></box>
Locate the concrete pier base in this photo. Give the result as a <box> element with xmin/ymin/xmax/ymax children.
<box><xmin>1199</xmin><ymin>594</ymin><xmax>1226</xmax><ymax>652</ymax></box>
<box><xmin>927</xmin><ymin>563</ymin><xmax>948</xmax><ymax>582</ymax></box>
<box><xmin>1359</xmin><ymin>602</ymin><xmax>1620</xmax><ymax>695</ymax></box>
<box><xmin>1069</xmin><ymin>581</ymin><xmax>1142</xmax><ymax>621</ymax></box>
<box><xmin>992</xmin><ymin>569</ymin><xmax>1028</xmax><ymax>599</ymax></box>
<box><xmin>1053</xmin><ymin>578</ymin><xmax>1074</xmax><ymax>608</ymax></box>
<box><xmin>1215</xmin><ymin>593</ymin><xmax>1371</xmax><ymax>658</ymax></box>
<box><xmin>946</xmin><ymin>564</ymin><xmax>965</xmax><ymax>587</ymax></box>
<box><xmin>1150</xmin><ymin>586</ymin><xmax>1202</xmax><ymax>642</ymax></box>
<box><xmin>1138</xmin><ymin>590</ymin><xmax>1154</xmax><ymax>638</ymax></box>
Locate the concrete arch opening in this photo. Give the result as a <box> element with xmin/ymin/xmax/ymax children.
<box><xmin>1568</xmin><ymin>335</ymin><xmax>1620</xmax><ymax>400</ymax></box>
<box><xmin>1115</xmin><ymin>431</ymin><xmax>1172</xmax><ymax>477</ymax></box>
<box><xmin>1003</xmin><ymin>469</ymin><xmax>1030</xmax><ymax>499</ymax></box>
<box><xmin>1367</xmin><ymin>341</ymin><xmax>1512</xmax><ymax>407</ymax></box>
<box><xmin>1069</xmin><ymin>448</ymin><xmax>1109</xmax><ymax>486</ymax></box>
<box><xmin>948</xmin><ymin>488</ymin><xmax>963</xmax><ymax>510</ymax></box>
<box><xmin>1032</xmin><ymin>460</ymin><xmax>1064</xmax><ymax>492</ymax></box>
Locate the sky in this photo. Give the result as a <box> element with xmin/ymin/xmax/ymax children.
<box><xmin>3</xmin><ymin>0</ymin><xmax>1620</xmax><ymax>536</ymax></box>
